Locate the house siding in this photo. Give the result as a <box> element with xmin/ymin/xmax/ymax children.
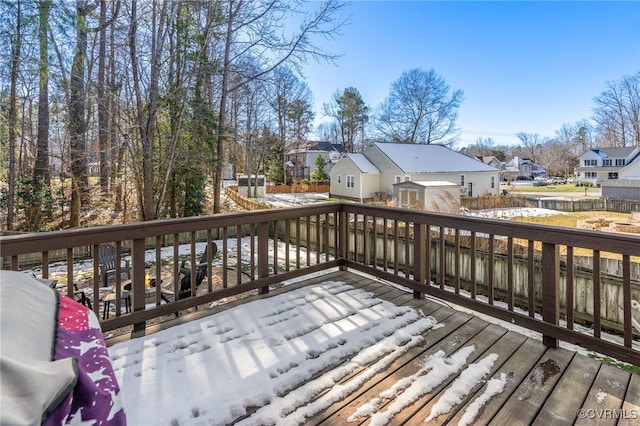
<box><xmin>329</xmin><ymin>158</ymin><xmax>380</xmax><ymax>201</ymax></box>
<box><xmin>363</xmin><ymin>145</ymin><xmax>404</xmax><ymax>195</ymax></box>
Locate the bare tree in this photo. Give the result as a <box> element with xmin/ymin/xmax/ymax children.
<box><xmin>212</xmin><ymin>0</ymin><xmax>347</xmax><ymax>213</ymax></box>
<box><xmin>267</xmin><ymin>66</ymin><xmax>313</xmax><ymax>183</ymax></box>
<box><xmin>516</xmin><ymin>132</ymin><xmax>544</xmax><ymax>162</ymax></box>
<box><xmin>593</xmin><ymin>73</ymin><xmax>640</xmax><ymax>147</ymax></box>
<box><xmin>375</xmin><ymin>68</ymin><xmax>463</xmax><ymax>145</ymax></box>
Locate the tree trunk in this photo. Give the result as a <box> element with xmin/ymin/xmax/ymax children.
<box><xmin>29</xmin><ymin>0</ymin><xmax>52</xmax><ymax>229</ymax></box>
<box><xmin>97</xmin><ymin>0</ymin><xmax>109</xmax><ymax>196</ymax></box>
<box><xmin>7</xmin><ymin>0</ymin><xmax>22</xmax><ymax>231</ymax></box>
<box><xmin>68</xmin><ymin>0</ymin><xmax>91</xmax><ymax>227</ymax></box>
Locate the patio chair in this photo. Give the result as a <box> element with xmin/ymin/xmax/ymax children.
<box><xmin>164</xmin><ymin>242</ymin><xmax>217</xmax><ymax>302</ymax></box>
<box><xmin>98</xmin><ymin>243</ymin><xmax>131</xmax><ymax>287</ymax></box>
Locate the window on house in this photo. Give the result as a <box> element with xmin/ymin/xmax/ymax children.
<box><xmin>491</xmin><ymin>176</ymin><xmax>495</xmax><ymax>189</ymax></box>
<box><xmin>603</xmin><ymin>159</ymin><xmax>612</xmax><ymax>166</ymax></box>
<box><xmin>584</xmin><ymin>159</ymin><xmax>597</xmax><ymax>166</ymax></box>
<box><xmin>405</xmin><ymin>175</ymin><xmax>410</xmax><ymax>181</ymax></box>
<box><xmin>585</xmin><ymin>172</ymin><xmax>598</xmax><ymax>179</ymax></box>
<box><xmin>337</xmin><ymin>175</ymin><xmax>341</xmax><ymax>184</ymax></box>
<box><xmin>346</xmin><ymin>175</ymin><xmax>355</xmax><ymax>188</ymax></box>
<box><xmin>608</xmin><ymin>172</ymin><xmax>619</xmax><ymax>179</ymax></box>
<box><xmin>616</xmin><ymin>159</ymin><xmax>625</xmax><ymax>166</ymax></box>
<box><xmin>394</xmin><ymin>175</ymin><xmax>401</xmax><ymax>184</ymax></box>
<box><xmin>460</xmin><ymin>175</ymin><xmax>465</xmax><ymax>186</ymax></box>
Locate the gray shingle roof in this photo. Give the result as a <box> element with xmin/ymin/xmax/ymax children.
<box><xmin>372</xmin><ymin>142</ymin><xmax>498</xmax><ymax>173</ymax></box>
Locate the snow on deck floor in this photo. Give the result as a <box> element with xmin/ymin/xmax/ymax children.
<box><xmin>109</xmin><ymin>280</ymin><xmax>512</xmax><ymax>425</ymax></box>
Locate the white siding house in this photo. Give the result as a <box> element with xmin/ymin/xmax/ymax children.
<box><xmin>575</xmin><ymin>147</ymin><xmax>640</xmax><ymax>184</ymax></box>
<box><xmin>329</xmin><ymin>142</ymin><xmax>500</xmax><ymax>203</ymax></box>
<box><xmin>328</xmin><ymin>154</ymin><xmax>381</xmax><ymax>202</ymax></box>
<box><xmin>601</xmin><ymin>154</ymin><xmax>640</xmax><ymax>201</ymax></box>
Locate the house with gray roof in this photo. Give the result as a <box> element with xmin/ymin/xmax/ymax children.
<box><xmin>601</xmin><ymin>154</ymin><xmax>640</xmax><ymax>201</ymax></box>
<box><xmin>575</xmin><ymin>147</ymin><xmax>640</xmax><ymax>185</ymax></box>
<box><xmin>329</xmin><ymin>142</ymin><xmax>500</xmax><ymax>204</ymax></box>
<box><xmin>285</xmin><ymin>141</ymin><xmax>345</xmax><ymax>183</ymax></box>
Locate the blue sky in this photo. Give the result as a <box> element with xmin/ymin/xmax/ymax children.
<box><xmin>301</xmin><ymin>1</ymin><xmax>640</xmax><ymax>147</ymax></box>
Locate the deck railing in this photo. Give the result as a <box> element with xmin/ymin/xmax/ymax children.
<box><xmin>1</xmin><ymin>203</ymin><xmax>639</xmax><ymax>365</ymax></box>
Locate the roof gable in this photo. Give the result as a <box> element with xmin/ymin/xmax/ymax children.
<box><xmin>370</xmin><ymin>142</ymin><xmax>498</xmax><ymax>173</ymax></box>
<box><xmin>345</xmin><ymin>153</ymin><xmax>380</xmax><ymax>174</ymax></box>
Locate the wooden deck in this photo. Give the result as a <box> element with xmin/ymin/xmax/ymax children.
<box><xmin>109</xmin><ymin>270</ymin><xmax>640</xmax><ymax>425</ymax></box>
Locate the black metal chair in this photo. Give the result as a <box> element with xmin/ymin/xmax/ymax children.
<box><xmin>98</xmin><ymin>244</ymin><xmax>131</xmax><ymax>287</ymax></box>
<box><xmin>164</xmin><ymin>242</ymin><xmax>217</xmax><ymax>302</ymax></box>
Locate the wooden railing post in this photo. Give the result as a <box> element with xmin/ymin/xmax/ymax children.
<box><xmin>131</xmin><ymin>237</ymin><xmax>146</xmax><ymax>335</ymax></box>
<box><xmin>257</xmin><ymin>221</ymin><xmax>269</xmax><ymax>294</ymax></box>
<box><xmin>542</xmin><ymin>241</ymin><xmax>560</xmax><ymax>348</ymax></box>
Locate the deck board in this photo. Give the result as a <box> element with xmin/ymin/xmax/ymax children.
<box><xmin>109</xmin><ymin>270</ymin><xmax>639</xmax><ymax>425</ymax></box>
<box><xmin>534</xmin><ymin>353</ymin><xmax>599</xmax><ymax>425</ymax></box>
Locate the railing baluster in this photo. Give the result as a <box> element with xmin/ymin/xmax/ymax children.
<box><xmin>542</xmin><ymin>241</ymin><xmax>560</xmax><ymax>348</ymax></box>
<box><xmin>404</xmin><ymin>221</ymin><xmax>410</xmax><ymax>279</ymax></box>
<box><xmin>363</xmin><ymin>214</ymin><xmax>368</xmax><ymax>266</ymax></box>
<box><xmin>306</xmin><ymin>215</ymin><xmax>311</xmax><ymax>267</ymax></box>
<box><xmin>316</xmin><ymin>214</ymin><xmax>321</xmax><ymax>265</ymax></box>
<box><xmin>439</xmin><ymin>226</ymin><xmax>445</xmax><ymax>289</ymax></box>
<box><xmin>413</xmin><ymin>223</ymin><xmax>425</xmax><ymax>298</ymax></box>
<box><xmin>622</xmin><ymin>254</ymin><xmax>632</xmax><ymax>347</ymax></box>
<box><xmin>285</xmin><ymin>219</ymin><xmax>290</xmax><ymax>272</ymax></box>
<box><xmin>454</xmin><ymin>229</ymin><xmax>460</xmax><ymax>294</ymax></box>
<box><xmin>296</xmin><ymin>218</ymin><xmax>301</xmax><ymax>269</ymax></box>
<box><xmin>222</xmin><ymin>228</ymin><xmax>228</xmax><ymax>287</ymax></box>
<box><xmin>273</xmin><ymin>221</ymin><xmax>279</xmax><ymax>275</ymax></box>
<box><xmin>250</xmin><ymin>224</ymin><xmax>256</xmax><ymax>279</ymax></box>
<box><xmin>566</xmin><ymin>246</ymin><xmax>574</xmax><ymax>330</ymax></box>
<box><xmin>383</xmin><ymin>218</ymin><xmax>388</xmax><ymax>273</ymax></box>
<box><xmin>131</xmin><ymin>237</ymin><xmax>146</xmax><ymax>334</ymax></box>
<box><xmin>393</xmin><ymin>219</ymin><xmax>399</xmax><ymax>275</ymax></box>
<box><xmin>488</xmin><ymin>234</ymin><xmax>495</xmax><ymax>305</ymax></box>
<box><xmin>528</xmin><ymin>240</ymin><xmax>535</xmax><ymax>317</ymax></box>
<box><xmin>236</xmin><ymin>227</ymin><xmax>242</xmax><ymax>286</ymax></box>
<box><xmin>155</xmin><ymin>237</ymin><xmax>162</xmax><ymax>304</ymax></box>
<box><xmin>470</xmin><ymin>232</ymin><xmax>477</xmax><ymax>299</ymax></box>
<box><xmin>507</xmin><ymin>237</ymin><xmax>514</xmax><ymax>311</ymax></box>
<box><xmin>173</xmin><ymin>234</ymin><xmax>179</xmax><ymax>296</ymax></box>
<box><xmin>206</xmin><ymin>230</ymin><xmax>213</xmax><ymax>292</ymax></box>
<box><xmin>593</xmin><ymin>249</ymin><xmax>601</xmax><ymax>339</ymax></box>
<box><xmin>42</xmin><ymin>251</ymin><xmax>49</xmax><ymax>279</ymax></box>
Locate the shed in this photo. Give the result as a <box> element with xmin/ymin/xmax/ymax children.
<box><xmin>393</xmin><ymin>180</ymin><xmax>460</xmax><ymax>213</ymax></box>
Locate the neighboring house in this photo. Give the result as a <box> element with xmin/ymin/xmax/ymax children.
<box><xmin>505</xmin><ymin>156</ymin><xmax>547</xmax><ymax>180</ymax></box>
<box><xmin>574</xmin><ymin>147</ymin><xmax>640</xmax><ymax>184</ymax></box>
<box><xmin>328</xmin><ymin>153</ymin><xmax>381</xmax><ymax>202</ymax></box>
<box><xmin>477</xmin><ymin>156</ymin><xmax>503</xmax><ymax>170</ymax></box>
<box><xmin>329</xmin><ymin>142</ymin><xmax>500</xmax><ymax>204</ymax></box>
<box><xmin>285</xmin><ymin>141</ymin><xmax>345</xmax><ymax>182</ymax></box>
<box><xmin>601</xmin><ymin>154</ymin><xmax>640</xmax><ymax>201</ymax></box>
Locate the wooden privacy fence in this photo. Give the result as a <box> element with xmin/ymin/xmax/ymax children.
<box><xmin>462</xmin><ymin>195</ymin><xmax>640</xmax><ymax>213</ymax></box>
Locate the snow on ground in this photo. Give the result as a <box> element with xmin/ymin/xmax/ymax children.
<box><xmin>257</xmin><ymin>192</ymin><xmax>330</xmax><ymax>207</ymax></box>
<box><xmin>462</xmin><ymin>207</ymin><xmax>568</xmax><ymax>220</ymax></box>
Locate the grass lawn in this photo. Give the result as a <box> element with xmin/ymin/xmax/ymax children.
<box><xmin>510</xmin><ymin>210</ymin><xmax>638</xmax><ymax>260</ymax></box>
<box><xmin>501</xmin><ymin>183</ymin><xmax>601</xmax><ymax>196</ymax></box>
